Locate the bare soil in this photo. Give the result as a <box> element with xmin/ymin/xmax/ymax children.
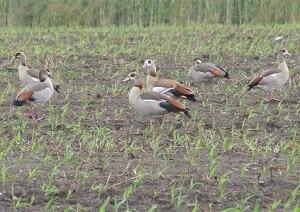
<box><xmin>0</xmin><ymin>48</ymin><xmax>299</xmax><ymax>211</ymax></box>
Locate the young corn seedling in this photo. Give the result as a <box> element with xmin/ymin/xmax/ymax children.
<box><xmin>150</xmin><ymin>134</ymin><xmax>162</xmax><ymax>158</ymax></box>
<box><xmin>148</xmin><ymin>204</ymin><xmax>158</xmax><ymax>212</ymax></box>
<box><xmin>98</xmin><ymin>196</ymin><xmax>110</xmax><ymax>212</ymax></box>
<box><xmin>157</xmin><ymin>165</ymin><xmax>169</xmax><ymax>178</ymax></box>
<box><xmin>184</xmin><ymin>145</ymin><xmax>199</xmax><ymax>167</ymax></box>
<box><xmin>268</xmin><ymin>199</ymin><xmax>281</xmax><ymax>211</ymax></box>
<box><xmin>102</xmin><ymin>154</ymin><xmax>110</xmax><ymax>170</ymax></box>
<box><xmin>208</xmin><ymin>144</ymin><xmax>220</xmax><ymax>179</ymax></box>
<box><xmin>65</xmin><ymin>145</ymin><xmax>76</xmax><ymax>165</ymax></box>
<box><xmin>188</xmin><ymin>176</ymin><xmax>201</xmax><ymax>192</ymax></box>
<box><xmin>11</xmin><ymin>184</ymin><xmax>30</xmax><ymax>210</ymax></box>
<box><xmin>284</xmin><ymin>185</ymin><xmax>299</xmax><ymax>210</ymax></box>
<box><xmin>246</xmin><ymin>106</ymin><xmax>258</xmax><ymax>119</ymax></box>
<box><xmin>91</xmin><ymin>183</ymin><xmax>105</xmax><ymax>197</ymax></box>
<box><xmin>170</xmin><ymin>182</ymin><xmax>186</xmax><ymax>211</ymax></box>
<box><xmin>252</xmin><ymin>181</ymin><xmax>260</xmax><ymax>196</ymax></box>
<box><xmin>67</xmin><ymin>70</ymin><xmax>77</xmax><ymax>80</ymax></box>
<box><xmin>44</xmin><ymin>197</ymin><xmax>58</xmax><ymax>211</ymax></box>
<box><xmin>218</xmin><ymin>172</ymin><xmax>229</xmax><ymax>200</ymax></box>
<box><xmin>122</xmin><ymin>185</ymin><xmax>134</xmax><ymax>200</ymax></box>
<box><xmin>233</xmin><ymin>196</ymin><xmax>251</xmax><ymax>211</ymax></box>
<box><xmin>186</xmin><ymin>199</ymin><xmax>199</xmax><ymax>212</ymax></box>
<box><xmin>113</xmin><ymin>198</ymin><xmax>127</xmax><ymax>212</ymax></box>
<box><xmin>222</xmin><ymin>134</ymin><xmax>235</xmax><ymax>151</ymax></box>
<box><xmin>66</xmin><ymin>189</ymin><xmax>73</xmax><ymax>200</ymax></box>
<box><xmin>175</xmin><ymin>187</ymin><xmax>185</xmax><ymax>212</ymax></box>
<box><xmin>27</xmin><ymin>167</ymin><xmax>40</xmax><ymax>184</ymax></box>
<box><xmin>1</xmin><ymin>164</ymin><xmax>9</xmax><ymax>187</ymax></box>
<box><xmin>253</xmin><ymin>203</ymin><xmax>260</xmax><ymax>212</ymax></box>
<box><xmin>133</xmin><ymin>172</ymin><xmax>147</xmax><ymax>190</ymax></box>
<box><xmin>41</xmin><ymin>181</ymin><xmax>59</xmax><ymax>197</ymax></box>
<box><xmin>285</xmin><ymin>153</ymin><xmax>299</xmax><ymax>177</ymax></box>
<box><xmin>60</xmin><ymin>103</ymin><xmax>70</xmax><ymax>121</ymax></box>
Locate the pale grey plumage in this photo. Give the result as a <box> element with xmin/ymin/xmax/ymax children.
<box><xmin>247</xmin><ymin>49</ymin><xmax>290</xmax><ymax>101</ymax></box>
<box><xmin>188</xmin><ymin>60</ymin><xmax>230</xmax><ymax>83</ymax></box>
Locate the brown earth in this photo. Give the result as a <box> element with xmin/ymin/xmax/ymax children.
<box><xmin>0</xmin><ymin>49</ymin><xmax>299</xmax><ymax>211</ymax></box>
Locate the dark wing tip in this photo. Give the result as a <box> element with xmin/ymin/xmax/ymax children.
<box><xmin>13</xmin><ymin>99</ymin><xmax>25</xmax><ymax>106</ymax></box>
<box><xmin>224</xmin><ymin>72</ymin><xmax>230</xmax><ymax>79</ymax></box>
<box><xmin>215</xmin><ymin>65</ymin><xmax>227</xmax><ymax>72</ymax></box>
<box><xmin>187</xmin><ymin>95</ymin><xmax>198</xmax><ymax>102</ymax></box>
<box><xmin>183</xmin><ymin>109</ymin><xmax>192</xmax><ymax>118</ymax></box>
<box><xmin>247</xmin><ymin>84</ymin><xmax>254</xmax><ymax>91</ymax></box>
<box><xmin>54</xmin><ymin>85</ymin><xmax>60</xmax><ymax>93</ymax></box>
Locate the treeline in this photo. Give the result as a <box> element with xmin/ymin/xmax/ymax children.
<box><xmin>0</xmin><ymin>0</ymin><xmax>299</xmax><ymax>27</ymax></box>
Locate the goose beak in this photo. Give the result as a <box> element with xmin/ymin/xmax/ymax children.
<box><xmin>142</xmin><ymin>64</ymin><xmax>147</xmax><ymax>68</ymax></box>
<box><xmin>123</xmin><ymin>77</ymin><xmax>131</xmax><ymax>82</ymax></box>
<box><xmin>48</xmin><ymin>72</ymin><xmax>54</xmax><ymax>78</ymax></box>
<box><xmin>286</xmin><ymin>52</ymin><xmax>291</xmax><ymax>56</ymax></box>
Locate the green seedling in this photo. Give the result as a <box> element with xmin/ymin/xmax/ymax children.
<box><xmin>268</xmin><ymin>199</ymin><xmax>281</xmax><ymax>211</ymax></box>
<box><xmin>113</xmin><ymin>198</ymin><xmax>127</xmax><ymax>212</ymax></box>
<box><xmin>28</xmin><ymin>167</ymin><xmax>39</xmax><ymax>184</ymax></box>
<box><xmin>11</xmin><ymin>183</ymin><xmax>30</xmax><ymax>210</ymax></box>
<box><xmin>218</xmin><ymin>172</ymin><xmax>229</xmax><ymax>200</ymax></box>
<box><xmin>41</xmin><ymin>183</ymin><xmax>59</xmax><ymax>197</ymax></box>
<box><xmin>1</xmin><ymin>164</ymin><xmax>9</xmax><ymax>187</ymax></box>
<box><xmin>66</xmin><ymin>189</ymin><xmax>73</xmax><ymax>200</ymax></box>
<box><xmin>99</xmin><ymin>196</ymin><xmax>110</xmax><ymax>212</ymax></box>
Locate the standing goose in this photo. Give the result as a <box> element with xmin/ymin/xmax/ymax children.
<box><xmin>143</xmin><ymin>59</ymin><xmax>197</xmax><ymax>102</ymax></box>
<box><xmin>188</xmin><ymin>59</ymin><xmax>230</xmax><ymax>83</ymax></box>
<box><xmin>13</xmin><ymin>52</ymin><xmax>60</xmax><ymax>93</ymax></box>
<box><xmin>123</xmin><ymin>72</ymin><xmax>191</xmax><ymax>127</ymax></box>
<box><xmin>13</xmin><ymin>69</ymin><xmax>54</xmax><ymax>120</ymax></box>
<box><xmin>247</xmin><ymin>49</ymin><xmax>290</xmax><ymax>102</ymax></box>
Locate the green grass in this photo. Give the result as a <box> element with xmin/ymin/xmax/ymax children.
<box><xmin>0</xmin><ymin>24</ymin><xmax>299</xmax><ymax>211</ymax></box>
<box><xmin>0</xmin><ymin>0</ymin><xmax>300</xmax><ymax>26</ymax></box>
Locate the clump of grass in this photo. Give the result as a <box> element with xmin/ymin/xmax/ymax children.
<box><xmin>0</xmin><ymin>0</ymin><xmax>299</xmax><ymax>27</ymax></box>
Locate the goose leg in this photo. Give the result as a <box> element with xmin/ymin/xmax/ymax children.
<box><xmin>28</xmin><ymin>104</ymin><xmax>36</xmax><ymax>119</ymax></box>
<box><xmin>151</xmin><ymin>119</ymin><xmax>158</xmax><ymax>138</ymax></box>
<box><xmin>268</xmin><ymin>89</ymin><xmax>280</xmax><ymax>102</ymax></box>
<box><xmin>28</xmin><ymin>104</ymin><xmax>43</xmax><ymax>121</ymax></box>
<box><xmin>151</xmin><ymin>118</ymin><xmax>163</xmax><ymax>137</ymax></box>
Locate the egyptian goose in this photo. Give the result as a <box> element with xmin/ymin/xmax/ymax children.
<box><xmin>247</xmin><ymin>49</ymin><xmax>290</xmax><ymax>102</ymax></box>
<box><xmin>143</xmin><ymin>59</ymin><xmax>197</xmax><ymax>102</ymax></box>
<box><xmin>188</xmin><ymin>59</ymin><xmax>230</xmax><ymax>83</ymax></box>
<box><xmin>13</xmin><ymin>69</ymin><xmax>54</xmax><ymax>120</ymax></box>
<box><xmin>13</xmin><ymin>52</ymin><xmax>60</xmax><ymax>93</ymax></box>
<box><xmin>123</xmin><ymin>72</ymin><xmax>191</xmax><ymax>127</ymax></box>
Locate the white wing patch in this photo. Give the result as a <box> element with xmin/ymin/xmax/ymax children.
<box><xmin>153</xmin><ymin>87</ymin><xmax>173</xmax><ymax>94</ymax></box>
<box><xmin>143</xmin><ymin>99</ymin><xmax>165</xmax><ymax>103</ymax></box>
<box><xmin>31</xmin><ymin>77</ymin><xmax>39</xmax><ymax>82</ymax></box>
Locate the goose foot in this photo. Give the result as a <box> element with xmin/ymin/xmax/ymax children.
<box><xmin>28</xmin><ymin>113</ymin><xmax>44</xmax><ymax>122</ymax></box>
<box><xmin>268</xmin><ymin>97</ymin><xmax>281</xmax><ymax>102</ymax></box>
<box><xmin>28</xmin><ymin>112</ymin><xmax>38</xmax><ymax>119</ymax></box>
<box><xmin>268</xmin><ymin>90</ymin><xmax>281</xmax><ymax>102</ymax></box>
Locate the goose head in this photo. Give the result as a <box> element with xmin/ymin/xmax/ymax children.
<box><xmin>277</xmin><ymin>49</ymin><xmax>291</xmax><ymax>59</ymax></box>
<box><xmin>39</xmin><ymin>69</ymin><xmax>53</xmax><ymax>81</ymax></box>
<box><xmin>195</xmin><ymin>59</ymin><xmax>202</xmax><ymax>66</ymax></box>
<box><xmin>13</xmin><ymin>52</ymin><xmax>26</xmax><ymax>60</ymax></box>
<box><xmin>123</xmin><ymin>72</ymin><xmax>137</xmax><ymax>82</ymax></box>
<box><xmin>123</xmin><ymin>72</ymin><xmax>144</xmax><ymax>89</ymax></box>
<box><xmin>142</xmin><ymin>59</ymin><xmax>156</xmax><ymax>71</ymax></box>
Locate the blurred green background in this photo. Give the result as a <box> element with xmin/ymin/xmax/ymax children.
<box><xmin>1</xmin><ymin>0</ymin><xmax>299</xmax><ymax>27</ymax></box>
